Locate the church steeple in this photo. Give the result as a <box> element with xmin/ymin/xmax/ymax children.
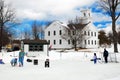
<box><xmin>80</xmin><ymin>9</ymin><xmax>92</xmax><ymax>24</ymax></box>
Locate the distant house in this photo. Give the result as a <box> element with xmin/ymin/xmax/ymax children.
<box><xmin>45</xmin><ymin>9</ymin><xmax>98</xmax><ymax>49</ymax></box>
<box><xmin>22</xmin><ymin>40</ymin><xmax>49</xmax><ymax>57</ymax></box>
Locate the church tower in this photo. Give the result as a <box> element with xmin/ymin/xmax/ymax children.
<box><xmin>80</xmin><ymin>9</ymin><xmax>92</xmax><ymax>24</ymax></box>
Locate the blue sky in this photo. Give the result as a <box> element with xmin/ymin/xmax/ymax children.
<box><xmin>6</xmin><ymin>0</ymin><xmax>120</xmax><ymax>37</ymax></box>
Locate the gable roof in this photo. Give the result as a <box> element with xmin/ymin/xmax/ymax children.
<box><xmin>45</xmin><ymin>21</ymin><xmax>67</xmax><ymax>30</ymax></box>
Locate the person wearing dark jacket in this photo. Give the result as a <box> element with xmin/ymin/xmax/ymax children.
<box><xmin>103</xmin><ymin>49</ymin><xmax>109</xmax><ymax>63</ymax></box>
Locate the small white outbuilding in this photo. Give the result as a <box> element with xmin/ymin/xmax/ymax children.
<box><xmin>22</xmin><ymin>40</ymin><xmax>49</xmax><ymax>57</ymax></box>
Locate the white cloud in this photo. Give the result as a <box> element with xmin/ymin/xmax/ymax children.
<box><xmin>103</xmin><ymin>23</ymin><xmax>112</xmax><ymax>33</ymax></box>
<box><xmin>97</xmin><ymin>22</ymin><xmax>120</xmax><ymax>34</ymax></box>
<box><xmin>17</xmin><ymin>9</ymin><xmax>46</xmax><ymax>20</ymax></box>
<box><xmin>6</xmin><ymin>0</ymin><xmax>96</xmax><ymax>21</ymax></box>
<box><xmin>92</xmin><ymin>12</ymin><xmax>111</xmax><ymax>22</ymax></box>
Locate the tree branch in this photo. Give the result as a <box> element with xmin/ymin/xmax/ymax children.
<box><xmin>115</xmin><ymin>13</ymin><xmax>120</xmax><ymax>21</ymax></box>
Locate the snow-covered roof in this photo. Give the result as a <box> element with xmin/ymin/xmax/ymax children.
<box><xmin>45</xmin><ymin>20</ymin><xmax>68</xmax><ymax>30</ymax></box>
<box><xmin>23</xmin><ymin>40</ymin><xmax>49</xmax><ymax>44</ymax></box>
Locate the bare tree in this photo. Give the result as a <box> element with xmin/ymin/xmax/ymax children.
<box><xmin>39</xmin><ymin>25</ymin><xmax>44</xmax><ymax>40</ymax></box>
<box><xmin>0</xmin><ymin>0</ymin><xmax>16</xmax><ymax>50</ymax></box>
<box><xmin>118</xmin><ymin>27</ymin><xmax>120</xmax><ymax>44</ymax></box>
<box><xmin>99</xmin><ymin>0</ymin><xmax>120</xmax><ymax>52</ymax></box>
<box><xmin>32</xmin><ymin>21</ymin><xmax>44</xmax><ymax>40</ymax></box>
<box><xmin>0</xmin><ymin>28</ymin><xmax>10</xmax><ymax>46</ymax></box>
<box><xmin>62</xmin><ymin>18</ymin><xmax>88</xmax><ymax>51</ymax></box>
<box><xmin>32</xmin><ymin>21</ymin><xmax>39</xmax><ymax>40</ymax></box>
<box><xmin>23</xmin><ymin>29</ymin><xmax>31</xmax><ymax>40</ymax></box>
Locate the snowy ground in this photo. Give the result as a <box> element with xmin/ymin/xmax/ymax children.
<box><xmin>0</xmin><ymin>45</ymin><xmax>120</xmax><ymax>80</ymax></box>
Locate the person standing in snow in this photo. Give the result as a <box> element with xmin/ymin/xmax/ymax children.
<box><xmin>103</xmin><ymin>49</ymin><xmax>109</xmax><ymax>63</ymax></box>
<box><xmin>93</xmin><ymin>53</ymin><xmax>97</xmax><ymax>64</ymax></box>
<box><xmin>19</xmin><ymin>49</ymin><xmax>25</xmax><ymax>67</ymax></box>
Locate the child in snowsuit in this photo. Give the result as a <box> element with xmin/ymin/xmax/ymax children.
<box><xmin>10</xmin><ymin>58</ymin><xmax>17</xmax><ymax>66</ymax></box>
<box><xmin>0</xmin><ymin>59</ymin><xmax>5</xmax><ymax>64</ymax></box>
<box><xmin>93</xmin><ymin>53</ymin><xmax>97</xmax><ymax>64</ymax></box>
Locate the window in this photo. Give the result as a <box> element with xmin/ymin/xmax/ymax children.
<box><xmin>48</xmin><ymin>40</ymin><xmax>50</xmax><ymax>44</ymax></box>
<box><xmin>88</xmin><ymin>40</ymin><xmax>90</xmax><ymax>45</ymax></box>
<box><xmin>91</xmin><ymin>32</ymin><xmax>93</xmax><ymax>36</ymax></box>
<box><xmin>94</xmin><ymin>32</ymin><xmax>96</xmax><ymax>37</ymax></box>
<box><xmin>91</xmin><ymin>40</ymin><xmax>93</xmax><ymax>45</ymax></box>
<box><xmin>72</xmin><ymin>40</ymin><xmax>75</xmax><ymax>45</ymax></box>
<box><xmin>54</xmin><ymin>31</ymin><xmax>56</xmax><ymax>35</ymax></box>
<box><xmin>95</xmin><ymin>40</ymin><xmax>96</xmax><ymax>45</ymax></box>
<box><xmin>84</xmin><ymin>31</ymin><xmax>86</xmax><ymax>35</ymax></box>
<box><xmin>68</xmin><ymin>40</ymin><xmax>70</xmax><ymax>44</ymax></box>
<box><xmin>48</xmin><ymin>31</ymin><xmax>50</xmax><ymax>36</ymax></box>
<box><xmin>59</xmin><ymin>39</ymin><xmax>62</xmax><ymax>45</ymax></box>
<box><xmin>85</xmin><ymin>40</ymin><xmax>87</xmax><ymax>45</ymax></box>
<box><xmin>88</xmin><ymin>31</ymin><xmax>90</xmax><ymax>36</ymax></box>
<box><xmin>54</xmin><ymin>40</ymin><xmax>56</xmax><ymax>45</ymax></box>
<box><xmin>29</xmin><ymin>44</ymin><xmax>43</xmax><ymax>51</ymax></box>
<box><xmin>59</xmin><ymin>30</ymin><xmax>62</xmax><ymax>35</ymax></box>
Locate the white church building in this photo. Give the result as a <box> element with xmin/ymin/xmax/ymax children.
<box><xmin>45</xmin><ymin>9</ymin><xmax>98</xmax><ymax>49</ymax></box>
